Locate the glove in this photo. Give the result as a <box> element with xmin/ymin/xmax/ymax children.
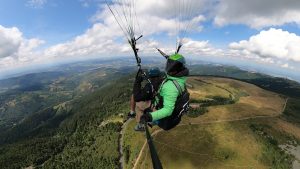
<box><xmin>140</xmin><ymin>109</ymin><xmax>153</xmax><ymax>123</ymax></box>
<box><xmin>143</xmin><ymin>107</ymin><xmax>152</xmax><ymax>114</ymax></box>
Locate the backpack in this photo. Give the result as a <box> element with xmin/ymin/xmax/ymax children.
<box><xmin>156</xmin><ymin>80</ymin><xmax>190</xmax><ymax>130</ymax></box>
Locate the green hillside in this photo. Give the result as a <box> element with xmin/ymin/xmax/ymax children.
<box><xmin>0</xmin><ymin>75</ymin><xmax>133</xmax><ymax>169</ymax></box>
<box><xmin>0</xmin><ymin>63</ymin><xmax>300</xmax><ymax>169</ymax></box>
<box><xmin>0</xmin><ymin>67</ymin><xmax>131</xmax><ymax>132</ymax></box>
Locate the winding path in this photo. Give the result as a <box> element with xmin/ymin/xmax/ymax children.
<box><xmin>118</xmin><ymin>118</ymin><xmax>132</xmax><ymax>169</ymax></box>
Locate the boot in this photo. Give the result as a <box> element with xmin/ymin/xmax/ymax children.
<box><xmin>127</xmin><ymin>111</ymin><xmax>136</xmax><ymax>119</ymax></box>
<box><xmin>134</xmin><ymin>123</ymin><xmax>145</xmax><ymax>132</ymax></box>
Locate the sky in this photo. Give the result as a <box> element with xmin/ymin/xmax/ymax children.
<box><xmin>0</xmin><ymin>0</ymin><xmax>300</xmax><ymax>81</ymax></box>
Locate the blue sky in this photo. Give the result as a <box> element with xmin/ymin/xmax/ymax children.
<box><xmin>0</xmin><ymin>0</ymin><xmax>300</xmax><ymax>81</ymax></box>
<box><xmin>0</xmin><ymin>0</ymin><xmax>96</xmax><ymax>45</ymax></box>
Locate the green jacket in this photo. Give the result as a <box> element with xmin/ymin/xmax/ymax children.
<box><xmin>150</xmin><ymin>75</ymin><xmax>187</xmax><ymax>121</ymax></box>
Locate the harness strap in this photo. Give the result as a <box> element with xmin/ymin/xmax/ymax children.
<box><xmin>171</xmin><ymin>80</ymin><xmax>183</xmax><ymax>96</ymax></box>
<box><xmin>144</xmin><ymin>122</ymin><xmax>163</xmax><ymax>169</ymax></box>
<box><xmin>150</xmin><ymin>78</ymin><xmax>186</xmax><ymax>110</ymax></box>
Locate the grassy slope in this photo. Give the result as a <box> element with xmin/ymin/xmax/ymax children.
<box><xmin>125</xmin><ymin>76</ymin><xmax>297</xmax><ymax>169</ymax></box>
<box><xmin>184</xmin><ymin>77</ymin><xmax>285</xmax><ymax>124</ymax></box>
<box><xmin>144</xmin><ymin>122</ymin><xmax>267</xmax><ymax>169</ymax></box>
<box><xmin>123</xmin><ymin>120</ymin><xmax>148</xmax><ymax>169</ymax></box>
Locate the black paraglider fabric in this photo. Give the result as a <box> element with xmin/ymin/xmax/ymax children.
<box><xmin>133</xmin><ymin>82</ymin><xmax>153</xmax><ymax>102</ymax></box>
<box><xmin>144</xmin><ymin>123</ymin><xmax>163</xmax><ymax>169</ymax></box>
<box><xmin>133</xmin><ymin>71</ymin><xmax>153</xmax><ymax>102</ymax></box>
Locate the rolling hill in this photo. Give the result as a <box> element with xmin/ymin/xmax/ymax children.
<box><xmin>0</xmin><ymin>62</ymin><xmax>135</xmax><ymax>132</ymax></box>
<box><xmin>0</xmin><ymin>62</ymin><xmax>299</xmax><ymax>169</ymax></box>
<box><xmin>125</xmin><ymin>76</ymin><xmax>300</xmax><ymax>169</ymax></box>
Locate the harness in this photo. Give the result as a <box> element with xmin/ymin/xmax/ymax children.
<box><xmin>152</xmin><ymin>78</ymin><xmax>190</xmax><ymax>130</ymax></box>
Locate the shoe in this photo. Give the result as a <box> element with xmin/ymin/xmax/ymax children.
<box><xmin>127</xmin><ymin>111</ymin><xmax>136</xmax><ymax>119</ymax></box>
<box><xmin>134</xmin><ymin>123</ymin><xmax>145</xmax><ymax>132</ymax></box>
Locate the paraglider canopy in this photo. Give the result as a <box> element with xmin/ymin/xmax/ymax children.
<box><xmin>105</xmin><ymin>0</ymin><xmax>204</xmax><ymax>55</ymax></box>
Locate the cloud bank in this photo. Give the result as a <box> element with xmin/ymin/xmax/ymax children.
<box><xmin>229</xmin><ymin>28</ymin><xmax>300</xmax><ymax>66</ymax></box>
<box><xmin>214</xmin><ymin>0</ymin><xmax>300</xmax><ymax>28</ymax></box>
<box><xmin>1</xmin><ymin>0</ymin><xmax>300</xmax><ymax>77</ymax></box>
<box><xmin>0</xmin><ymin>25</ymin><xmax>44</xmax><ymax>68</ymax></box>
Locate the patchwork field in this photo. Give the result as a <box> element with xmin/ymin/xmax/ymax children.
<box><xmin>123</xmin><ymin>77</ymin><xmax>299</xmax><ymax>169</ymax></box>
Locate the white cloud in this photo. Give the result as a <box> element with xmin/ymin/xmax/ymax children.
<box><xmin>214</xmin><ymin>0</ymin><xmax>300</xmax><ymax>28</ymax></box>
<box><xmin>43</xmin><ymin>23</ymin><xmax>127</xmax><ymax>59</ymax></box>
<box><xmin>0</xmin><ymin>0</ymin><xmax>230</xmax><ymax>73</ymax></box>
<box><xmin>0</xmin><ymin>25</ymin><xmax>44</xmax><ymax>59</ymax></box>
<box><xmin>79</xmin><ymin>0</ymin><xmax>95</xmax><ymax>8</ymax></box>
<box><xmin>137</xmin><ymin>38</ymin><xmax>224</xmax><ymax>59</ymax></box>
<box><xmin>92</xmin><ymin>0</ymin><xmax>207</xmax><ymax>38</ymax></box>
<box><xmin>0</xmin><ymin>26</ymin><xmax>23</xmax><ymax>58</ymax></box>
<box><xmin>26</xmin><ymin>0</ymin><xmax>47</xmax><ymax>9</ymax></box>
<box><xmin>1</xmin><ymin>0</ymin><xmax>208</xmax><ymax>70</ymax></box>
<box><xmin>0</xmin><ymin>25</ymin><xmax>45</xmax><ymax>69</ymax></box>
<box><xmin>34</xmin><ymin>0</ymin><xmax>300</xmax><ymax>65</ymax></box>
<box><xmin>35</xmin><ymin>0</ymin><xmax>208</xmax><ymax>61</ymax></box>
<box><xmin>2</xmin><ymin>0</ymin><xmax>300</xmax><ymax>78</ymax></box>
<box><xmin>229</xmin><ymin>28</ymin><xmax>300</xmax><ymax>62</ymax></box>
<box><xmin>180</xmin><ymin>38</ymin><xmax>224</xmax><ymax>57</ymax></box>
<box><xmin>281</xmin><ymin>63</ymin><xmax>289</xmax><ymax>68</ymax></box>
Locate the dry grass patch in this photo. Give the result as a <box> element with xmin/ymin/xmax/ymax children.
<box><xmin>137</xmin><ymin>122</ymin><xmax>268</xmax><ymax>169</ymax></box>
<box><xmin>187</xmin><ymin>78</ymin><xmax>232</xmax><ymax>100</ymax></box>
<box><xmin>186</xmin><ymin>77</ymin><xmax>285</xmax><ymax>123</ymax></box>
<box><xmin>272</xmin><ymin>118</ymin><xmax>300</xmax><ymax>140</ymax></box>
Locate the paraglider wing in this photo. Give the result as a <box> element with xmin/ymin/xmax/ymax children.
<box><xmin>105</xmin><ymin>0</ymin><xmax>142</xmax><ymax>67</ymax></box>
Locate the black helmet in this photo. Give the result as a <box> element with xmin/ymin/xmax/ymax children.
<box><xmin>148</xmin><ymin>67</ymin><xmax>161</xmax><ymax>77</ymax></box>
<box><xmin>166</xmin><ymin>53</ymin><xmax>186</xmax><ymax>73</ymax></box>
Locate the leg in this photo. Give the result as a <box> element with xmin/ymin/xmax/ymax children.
<box><xmin>135</xmin><ymin>101</ymin><xmax>151</xmax><ymax>122</ymax></box>
<box><xmin>134</xmin><ymin>101</ymin><xmax>151</xmax><ymax>131</ymax></box>
<box><xmin>130</xmin><ymin>94</ymin><xmax>136</xmax><ymax>113</ymax></box>
<box><xmin>127</xmin><ymin>95</ymin><xmax>136</xmax><ymax>118</ymax></box>
<box><xmin>135</xmin><ymin>102</ymin><xmax>143</xmax><ymax>123</ymax></box>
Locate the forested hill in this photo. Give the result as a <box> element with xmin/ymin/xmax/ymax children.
<box><xmin>190</xmin><ymin>64</ymin><xmax>300</xmax><ymax>98</ymax></box>
<box><xmin>0</xmin><ymin>75</ymin><xmax>133</xmax><ymax>169</ymax></box>
<box><xmin>1</xmin><ymin>62</ymin><xmax>300</xmax><ymax>169</ymax></box>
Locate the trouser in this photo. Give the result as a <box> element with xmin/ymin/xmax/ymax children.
<box><xmin>135</xmin><ymin>101</ymin><xmax>151</xmax><ymax>123</ymax></box>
